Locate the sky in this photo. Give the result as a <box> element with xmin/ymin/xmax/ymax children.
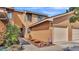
<box><xmin>14</xmin><ymin>7</ymin><xmax>69</xmax><ymax>17</ymax></box>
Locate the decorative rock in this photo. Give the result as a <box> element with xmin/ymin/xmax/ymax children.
<box><xmin>64</xmin><ymin>47</ymin><xmax>71</xmax><ymax>51</ymax></box>
<box><xmin>18</xmin><ymin>37</ymin><xmax>30</xmax><ymax>45</ymax></box>
<box><xmin>0</xmin><ymin>39</ymin><xmax>5</xmax><ymax>45</ymax></box>
<box><xmin>69</xmin><ymin>46</ymin><xmax>79</xmax><ymax>51</ymax></box>
<box><xmin>10</xmin><ymin>44</ymin><xmax>23</xmax><ymax>51</ymax></box>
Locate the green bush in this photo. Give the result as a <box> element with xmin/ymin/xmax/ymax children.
<box><xmin>5</xmin><ymin>23</ymin><xmax>20</xmax><ymax>47</ymax></box>
<box><xmin>70</xmin><ymin>16</ymin><xmax>77</xmax><ymax>23</ymax></box>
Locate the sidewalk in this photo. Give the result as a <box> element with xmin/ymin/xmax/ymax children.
<box><xmin>22</xmin><ymin>44</ymin><xmax>63</xmax><ymax>51</ymax></box>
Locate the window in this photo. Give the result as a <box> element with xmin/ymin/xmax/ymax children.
<box><xmin>7</xmin><ymin>12</ymin><xmax>13</xmax><ymax>20</ymax></box>
<box><xmin>38</xmin><ymin>15</ymin><xmax>44</xmax><ymax>21</ymax></box>
<box><xmin>27</xmin><ymin>13</ymin><xmax>32</xmax><ymax>22</ymax></box>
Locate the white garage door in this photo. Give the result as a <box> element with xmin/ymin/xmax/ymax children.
<box><xmin>72</xmin><ymin>29</ymin><xmax>79</xmax><ymax>43</ymax></box>
<box><xmin>53</xmin><ymin>28</ymin><xmax>67</xmax><ymax>44</ymax></box>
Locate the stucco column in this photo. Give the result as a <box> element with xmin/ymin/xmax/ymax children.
<box><xmin>49</xmin><ymin>21</ymin><xmax>53</xmax><ymax>44</ymax></box>
<box><xmin>23</xmin><ymin>11</ymin><xmax>30</xmax><ymax>39</ymax></box>
<box><xmin>67</xmin><ymin>23</ymin><xmax>72</xmax><ymax>42</ymax></box>
<box><xmin>23</xmin><ymin>11</ymin><xmax>27</xmax><ymax>39</ymax></box>
<box><xmin>67</xmin><ymin>23</ymin><xmax>72</xmax><ymax>47</ymax></box>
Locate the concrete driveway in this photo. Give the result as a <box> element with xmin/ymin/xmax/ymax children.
<box><xmin>22</xmin><ymin>44</ymin><xmax>63</xmax><ymax>51</ymax></box>
<box><xmin>22</xmin><ymin>41</ymin><xmax>79</xmax><ymax>51</ymax></box>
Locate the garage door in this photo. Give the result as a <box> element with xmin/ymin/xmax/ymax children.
<box><xmin>72</xmin><ymin>29</ymin><xmax>79</xmax><ymax>43</ymax></box>
<box><xmin>53</xmin><ymin>28</ymin><xmax>67</xmax><ymax>44</ymax></box>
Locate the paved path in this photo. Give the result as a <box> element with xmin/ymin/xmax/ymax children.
<box><xmin>22</xmin><ymin>44</ymin><xmax>63</xmax><ymax>51</ymax></box>
<box><xmin>22</xmin><ymin>42</ymin><xmax>79</xmax><ymax>51</ymax></box>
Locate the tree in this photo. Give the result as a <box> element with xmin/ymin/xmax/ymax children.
<box><xmin>69</xmin><ymin>7</ymin><xmax>76</xmax><ymax>11</ymax></box>
<box><xmin>69</xmin><ymin>7</ymin><xmax>79</xmax><ymax>23</ymax></box>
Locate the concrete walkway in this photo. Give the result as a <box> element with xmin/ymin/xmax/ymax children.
<box><xmin>22</xmin><ymin>41</ymin><xmax>79</xmax><ymax>51</ymax></box>
<box><xmin>22</xmin><ymin>44</ymin><xmax>63</xmax><ymax>51</ymax></box>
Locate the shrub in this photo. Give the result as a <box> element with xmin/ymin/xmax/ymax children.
<box><xmin>5</xmin><ymin>23</ymin><xmax>20</xmax><ymax>47</ymax></box>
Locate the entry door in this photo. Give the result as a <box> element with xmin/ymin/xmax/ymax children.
<box><xmin>72</xmin><ymin>29</ymin><xmax>79</xmax><ymax>43</ymax></box>
<box><xmin>53</xmin><ymin>27</ymin><xmax>67</xmax><ymax>44</ymax></box>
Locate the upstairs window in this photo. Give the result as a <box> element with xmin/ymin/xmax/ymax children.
<box><xmin>27</xmin><ymin>13</ymin><xmax>32</xmax><ymax>22</ymax></box>
<box><xmin>7</xmin><ymin>12</ymin><xmax>13</xmax><ymax>20</ymax></box>
<box><xmin>38</xmin><ymin>15</ymin><xmax>44</xmax><ymax>22</ymax></box>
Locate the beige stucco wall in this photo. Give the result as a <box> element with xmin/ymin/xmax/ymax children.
<box><xmin>27</xmin><ymin>11</ymin><xmax>75</xmax><ymax>43</ymax></box>
<box><xmin>27</xmin><ymin>14</ymin><xmax>47</xmax><ymax>26</ymax></box>
<box><xmin>27</xmin><ymin>14</ymin><xmax>38</xmax><ymax>26</ymax></box>
<box><xmin>12</xmin><ymin>12</ymin><xmax>24</xmax><ymax>28</ymax></box>
<box><xmin>53</xmin><ymin>12</ymin><xmax>74</xmax><ymax>24</ymax></box>
<box><xmin>12</xmin><ymin>12</ymin><xmax>47</xmax><ymax>28</ymax></box>
<box><xmin>30</xmin><ymin>30</ymin><xmax>50</xmax><ymax>42</ymax></box>
<box><xmin>30</xmin><ymin>21</ymin><xmax>49</xmax><ymax>31</ymax></box>
<box><xmin>0</xmin><ymin>21</ymin><xmax>6</xmax><ymax>32</ymax></box>
<box><xmin>27</xmin><ymin>21</ymin><xmax>50</xmax><ymax>42</ymax></box>
<box><xmin>32</xmin><ymin>14</ymin><xmax>38</xmax><ymax>23</ymax></box>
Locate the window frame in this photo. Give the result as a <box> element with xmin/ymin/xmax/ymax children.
<box><xmin>7</xmin><ymin>12</ymin><xmax>13</xmax><ymax>20</ymax></box>
<box><xmin>38</xmin><ymin>15</ymin><xmax>44</xmax><ymax>22</ymax></box>
<box><xmin>26</xmin><ymin>13</ymin><xmax>32</xmax><ymax>22</ymax></box>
